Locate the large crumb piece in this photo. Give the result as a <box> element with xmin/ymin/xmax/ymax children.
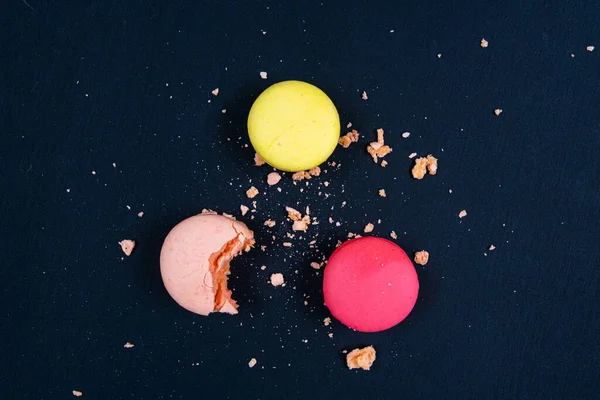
<box><xmin>248</xmin><ymin>358</ymin><xmax>257</xmax><ymax>368</ymax></box>
<box><xmin>361</xmin><ymin>91</ymin><xmax>368</xmax><ymax>100</ymax></box>
<box><xmin>123</xmin><ymin>342</ymin><xmax>135</xmax><ymax>348</ymax></box>
<box><xmin>338</xmin><ymin>129</ymin><xmax>360</xmax><ymax>148</ymax></box>
<box><xmin>240</xmin><ymin>205</ymin><xmax>249</xmax><ymax>216</ymax></box>
<box><xmin>264</xmin><ymin>219</ymin><xmax>276</xmax><ymax>228</ymax></box>
<box><xmin>267</xmin><ymin>172</ymin><xmax>282</xmax><ymax>186</ymax></box>
<box><xmin>366</xmin><ymin>129</ymin><xmax>391</xmax><ymax>163</ymax></box>
<box><xmin>292</xmin><ymin>167</ymin><xmax>321</xmax><ymax>181</ymax></box>
<box><xmin>378</xmin><ymin>189</ymin><xmax>386</xmax><ymax>197</ymax></box>
<box><xmin>459</xmin><ymin>210</ymin><xmax>467</xmax><ymax>218</ymax></box>
<box><xmin>270</xmin><ymin>273</ymin><xmax>285</xmax><ymax>286</ymax></box>
<box><xmin>246</xmin><ymin>186</ymin><xmax>259</xmax><ymax>198</ymax></box>
<box><xmin>254</xmin><ymin>153</ymin><xmax>266</xmax><ymax>166</ymax></box>
<box><xmin>480</xmin><ymin>38</ymin><xmax>488</xmax><ymax>48</ymax></box>
<box><xmin>346</xmin><ymin>346</ymin><xmax>376</xmax><ymax>370</ymax></box>
<box><xmin>364</xmin><ymin>223</ymin><xmax>374</xmax><ymax>233</ymax></box>
<box><xmin>412</xmin><ymin>157</ymin><xmax>428</xmax><ymax>179</ymax></box>
<box><xmin>426</xmin><ymin>154</ymin><xmax>438</xmax><ymax>175</ymax></box>
<box><xmin>119</xmin><ymin>240</ymin><xmax>135</xmax><ymax>256</ymax></box>
<box><xmin>286</xmin><ymin>206</ymin><xmax>311</xmax><ymax>232</ymax></box>
<box><xmin>414</xmin><ymin>250</ymin><xmax>429</xmax><ymax>265</ymax></box>
<box><xmin>72</xmin><ymin>390</ymin><xmax>83</xmax><ymax>397</ymax></box>
<box><xmin>308</xmin><ymin>166</ymin><xmax>321</xmax><ymax>177</ymax></box>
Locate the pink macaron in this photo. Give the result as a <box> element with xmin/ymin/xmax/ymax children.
<box><xmin>323</xmin><ymin>236</ymin><xmax>419</xmax><ymax>332</ymax></box>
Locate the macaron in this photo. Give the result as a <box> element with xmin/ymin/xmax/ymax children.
<box><xmin>160</xmin><ymin>212</ymin><xmax>254</xmax><ymax>316</ymax></box>
<box><xmin>247</xmin><ymin>80</ymin><xmax>340</xmax><ymax>172</ymax></box>
<box><xmin>323</xmin><ymin>237</ymin><xmax>419</xmax><ymax>332</ymax></box>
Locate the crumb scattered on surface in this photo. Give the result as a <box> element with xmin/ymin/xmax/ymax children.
<box><xmin>409</xmin><ymin>152</ymin><xmax>417</xmax><ymax>159</ymax></box>
<box><xmin>246</xmin><ymin>186</ymin><xmax>259</xmax><ymax>198</ymax></box>
<box><xmin>390</xmin><ymin>231</ymin><xmax>398</xmax><ymax>239</ymax></box>
<box><xmin>364</xmin><ymin>223</ymin><xmax>374</xmax><ymax>233</ymax></box>
<box><xmin>270</xmin><ymin>273</ymin><xmax>285</xmax><ymax>286</ymax></box>
<box><xmin>137</xmin><ymin>212</ymin><xmax>144</xmax><ymax>217</ymax></box>
<box><xmin>347</xmin><ymin>122</ymin><xmax>352</xmax><ymax>128</ymax></box>
<box><xmin>311</xmin><ymin>261</ymin><xmax>323</xmax><ymax>270</ymax></box>
<box><xmin>309</xmin><ymin>166</ymin><xmax>321</xmax><ymax>177</ymax></box>
<box><xmin>414</xmin><ymin>250</ymin><xmax>429</xmax><ymax>265</ymax></box>
<box><xmin>587</xmin><ymin>46</ymin><xmax>595</xmax><ymax>52</ymax></box>
<box><xmin>283</xmin><ymin>242</ymin><xmax>292</xmax><ymax>247</ymax></box>
<box><xmin>437</xmin><ymin>53</ymin><xmax>442</xmax><ymax>58</ymax></box>
<box><xmin>254</xmin><ymin>153</ymin><xmax>265</xmax><ymax>166</ymax></box>
<box><xmin>66</xmin><ymin>188</ymin><xmax>70</xmax><ymax>192</ymax></box>
<box><xmin>248</xmin><ymin>358</ymin><xmax>257</xmax><ymax>368</ymax></box>
<box><xmin>402</xmin><ymin>132</ymin><xmax>410</xmax><ymax>138</ymax></box>
<box><xmin>124</xmin><ymin>342</ymin><xmax>134</xmax><ymax>348</ymax></box>
<box><xmin>489</xmin><ymin>244</ymin><xmax>496</xmax><ymax>251</ymax></box>
<box><xmin>240</xmin><ymin>205</ymin><xmax>249</xmax><ymax>216</ymax></box>
<box><xmin>328</xmin><ymin>333</ymin><xmax>334</xmax><ymax>338</ymax></box>
<box><xmin>267</xmin><ymin>172</ymin><xmax>282</xmax><ymax>186</ymax></box>
<box><xmin>361</xmin><ymin>91</ymin><xmax>368</xmax><ymax>100</ymax></box>
<box><xmin>494</xmin><ymin>108</ymin><xmax>503</xmax><ymax>116</ymax></box>
<box><xmin>459</xmin><ymin>210</ymin><xmax>467</xmax><ymax>218</ymax></box>
<box><xmin>92</xmin><ymin>171</ymin><xmax>96</xmax><ymax>175</ymax></box>
<box><xmin>264</xmin><ymin>219</ymin><xmax>276</xmax><ymax>228</ymax></box>
<box><xmin>72</xmin><ymin>390</ymin><xmax>83</xmax><ymax>397</ymax></box>
<box><xmin>324</xmin><ymin>317</ymin><xmax>331</xmax><ymax>326</ymax></box>
<box><xmin>426</xmin><ymin>154</ymin><xmax>438</xmax><ymax>175</ymax></box>
<box><xmin>260</xmin><ymin>265</ymin><xmax>267</xmax><ymax>271</ymax></box>
<box><xmin>480</xmin><ymin>38</ymin><xmax>488</xmax><ymax>48</ymax></box>
<box><xmin>367</xmin><ymin>128</ymin><xmax>392</xmax><ymax>163</ymax></box>
<box><xmin>378</xmin><ymin>189</ymin><xmax>386</xmax><ymax>197</ymax></box>
<box><xmin>380</xmin><ymin>160</ymin><xmax>388</xmax><ymax>167</ymax></box>
<box><xmin>260</xmin><ymin>71</ymin><xmax>268</xmax><ymax>79</ymax></box>
<box><xmin>338</xmin><ymin>129</ymin><xmax>360</xmax><ymax>148</ymax></box>
<box><xmin>119</xmin><ymin>240</ymin><xmax>135</xmax><ymax>256</ymax></box>
<box><xmin>292</xmin><ymin>167</ymin><xmax>320</xmax><ymax>181</ymax></box>
<box><xmin>412</xmin><ymin>157</ymin><xmax>428</xmax><ymax>179</ymax></box>
<box><xmin>346</xmin><ymin>346</ymin><xmax>376</xmax><ymax>370</ymax></box>
<box><xmin>211</xmin><ymin>88</ymin><xmax>219</xmax><ymax>95</ymax></box>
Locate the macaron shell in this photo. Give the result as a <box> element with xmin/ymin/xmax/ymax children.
<box><xmin>160</xmin><ymin>213</ymin><xmax>253</xmax><ymax>316</ymax></box>
<box><xmin>323</xmin><ymin>237</ymin><xmax>419</xmax><ymax>332</ymax></box>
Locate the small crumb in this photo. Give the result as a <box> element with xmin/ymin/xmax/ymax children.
<box><xmin>112</xmin><ymin>163</ymin><xmax>116</xmax><ymax>168</ymax></box>
<box><xmin>283</xmin><ymin>242</ymin><xmax>292</xmax><ymax>247</ymax></box>
<box><xmin>414</xmin><ymin>250</ymin><xmax>429</xmax><ymax>265</ymax></box>
<box><xmin>346</xmin><ymin>346</ymin><xmax>376</xmax><ymax>370</ymax></box>
<box><xmin>412</xmin><ymin>157</ymin><xmax>428</xmax><ymax>179</ymax></box>
<box><xmin>72</xmin><ymin>390</ymin><xmax>83</xmax><ymax>397</ymax></box>
<box><xmin>259</xmin><ymin>71</ymin><xmax>268</xmax><ymax>79</ymax></box>
<box><xmin>571</xmin><ymin>53</ymin><xmax>575</xmax><ymax>58</ymax></box>
<box><xmin>123</xmin><ymin>342</ymin><xmax>134</xmax><ymax>348</ymax></box>
<box><xmin>586</xmin><ymin>46</ymin><xmax>595</xmax><ymax>52</ymax></box>
<box><xmin>409</xmin><ymin>152</ymin><xmax>417</xmax><ymax>159</ymax></box>
<box><xmin>221</xmin><ymin>109</ymin><xmax>227</xmax><ymax>113</ymax></box>
<box><xmin>449</xmin><ymin>189</ymin><xmax>453</xmax><ymax>193</ymax></box>
<box><xmin>66</xmin><ymin>188</ymin><xmax>70</xmax><ymax>193</ymax></box>
<box><xmin>380</xmin><ymin>160</ymin><xmax>388</xmax><ymax>167</ymax></box>
<box><xmin>240</xmin><ymin>205</ymin><xmax>249</xmax><ymax>216</ymax></box>
<box><xmin>489</xmin><ymin>245</ymin><xmax>496</xmax><ymax>251</ymax></box>
<box><xmin>310</xmin><ymin>262</ymin><xmax>321</xmax><ymax>270</ymax></box>
<box><xmin>364</xmin><ymin>223</ymin><xmax>374</xmax><ymax>233</ymax></box>
<box><xmin>402</xmin><ymin>132</ymin><xmax>410</xmax><ymax>138</ymax></box>
<box><xmin>494</xmin><ymin>108</ymin><xmax>503</xmax><ymax>116</ymax></box>
<box><xmin>346</xmin><ymin>122</ymin><xmax>352</xmax><ymax>128</ymax></box>
<box><xmin>260</xmin><ymin>265</ymin><xmax>267</xmax><ymax>270</ymax></box>
<box><xmin>211</xmin><ymin>88</ymin><xmax>219</xmax><ymax>96</ymax></box>
<box><xmin>390</xmin><ymin>231</ymin><xmax>398</xmax><ymax>239</ymax></box>
<box><xmin>378</xmin><ymin>189</ymin><xmax>386</xmax><ymax>197</ymax></box>
<box><xmin>267</xmin><ymin>172</ymin><xmax>282</xmax><ymax>186</ymax></box>
<box><xmin>246</xmin><ymin>186</ymin><xmax>259</xmax><ymax>198</ymax></box>
<box><xmin>308</xmin><ymin>166</ymin><xmax>321</xmax><ymax>177</ymax></box>
<box><xmin>91</xmin><ymin>171</ymin><xmax>96</xmax><ymax>175</ymax></box>
<box><xmin>459</xmin><ymin>210</ymin><xmax>467</xmax><ymax>218</ymax></box>
<box><xmin>254</xmin><ymin>153</ymin><xmax>266</xmax><ymax>166</ymax></box>
<box><xmin>264</xmin><ymin>219</ymin><xmax>276</xmax><ymax>228</ymax></box>
<box><xmin>361</xmin><ymin>91</ymin><xmax>368</xmax><ymax>100</ymax></box>
<box><xmin>426</xmin><ymin>154</ymin><xmax>438</xmax><ymax>175</ymax></box>
<box><xmin>323</xmin><ymin>317</ymin><xmax>331</xmax><ymax>326</ymax></box>
<box><xmin>480</xmin><ymin>38</ymin><xmax>488</xmax><ymax>48</ymax></box>
<box><xmin>137</xmin><ymin>212</ymin><xmax>144</xmax><ymax>217</ymax></box>
<box><xmin>118</xmin><ymin>240</ymin><xmax>135</xmax><ymax>256</ymax></box>
<box><xmin>270</xmin><ymin>273</ymin><xmax>285</xmax><ymax>286</ymax></box>
<box><xmin>248</xmin><ymin>358</ymin><xmax>257</xmax><ymax>368</ymax></box>
<box><xmin>338</xmin><ymin>129</ymin><xmax>360</xmax><ymax>148</ymax></box>
<box><xmin>437</xmin><ymin>53</ymin><xmax>442</xmax><ymax>58</ymax></box>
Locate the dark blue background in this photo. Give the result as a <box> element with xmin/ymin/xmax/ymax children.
<box><xmin>2</xmin><ymin>1</ymin><xmax>599</xmax><ymax>399</ymax></box>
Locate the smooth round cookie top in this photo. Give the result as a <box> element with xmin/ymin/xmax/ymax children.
<box><xmin>247</xmin><ymin>80</ymin><xmax>340</xmax><ymax>172</ymax></box>
<box><xmin>323</xmin><ymin>237</ymin><xmax>419</xmax><ymax>332</ymax></box>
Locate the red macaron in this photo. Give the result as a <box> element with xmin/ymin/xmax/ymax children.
<box><xmin>323</xmin><ymin>236</ymin><xmax>419</xmax><ymax>332</ymax></box>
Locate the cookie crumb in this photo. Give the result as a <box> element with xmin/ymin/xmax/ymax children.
<box><xmin>310</xmin><ymin>261</ymin><xmax>322</xmax><ymax>270</ymax></box>
<box><xmin>390</xmin><ymin>231</ymin><xmax>398</xmax><ymax>239</ymax></box>
<box><xmin>346</xmin><ymin>122</ymin><xmax>352</xmax><ymax>128</ymax></box>
<box><xmin>270</xmin><ymin>273</ymin><xmax>285</xmax><ymax>286</ymax></box>
<box><xmin>123</xmin><ymin>342</ymin><xmax>134</xmax><ymax>348</ymax></box>
<box><xmin>338</xmin><ymin>129</ymin><xmax>360</xmax><ymax>148</ymax></box>
<box><xmin>409</xmin><ymin>152</ymin><xmax>417</xmax><ymax>159</ymax></box>
<box><xmin>118</xmin><ymin>240</ymin><xmax>135</xmax><ymax>256</ymax></box>
<box><xmin>437</xmin><ymin>53</ymin><xmax>442</xmax><ymax>58</ymax></box>
<box><xmin>489</xmin><ymin>244</ymin><xmax>496</xmax><ymax>251</ymax></box>
<box><xmin>248</xmin><ymin>358</ymin><xmax>257</xmax><ymax>368</ymax></box>
<box><xmin>412</xmin><ymin>157</ymin><xmax>428</xmax><ymax>179</ymax></box>
<box><xmin>137</xmin><ymin>212</ymin><xmax>144</xmax><ymax>217</ymax></box>
<box><xmin>264</xmin><ymin>219</ymin><xmax>276</xmax><ymax>228</ymax></box>
<box><xmin>211</xmin><ymin>88</ymin><xmax>219</xmax><ymax>96</ymax></box>
<box><xmin>380</xmin><ymin>160</ymin><xmax>388</xmax><ymax>167</ymax></box>
<box><xmin>414</xmin><ymin>250</ymin><xmax>429</xmax><ymax>265</ymax></box>
<box><xmin>346</xmin><ymin>346</ymin><xmax>376</xmax><ymax>370</ymax></box>
<box><xmin>66</xmin><ymin>188</ymin><xmax>70</xmax><ymax>193</ymax></box>
<box><xmin>259</xmin><ymin>71</ymin><xmax>268</xmax><ymax>79</ymax></box>
<box><xmin>267</xmin><ymin>172</ymin><xmax>282</xmax><ymax>186</ymax></box>
<box><xmin>494</xmin><ymin>108</ymin><xmax>503</xmax><ymax>116</ymax></box>
<box><xmin>361</xmin><ymin>91</ymin><xmax>368</xmax><ymax>100</ymax></box>
<box><xmin>378</xmin><ymin>189</ymin><xmax>386</xmax><ymax>197</ymax></box>
<box><xmin>459</xmin><ymin>210</ymin><xmax>467</xmax><ymax>218</ymax></box>
<box><xmin>586</xmin><ymin>46</ymin><xmax>595</xmax><ymax>52</ymax></box>
<box><xmin>323</xmin><ymin>317</ymin><xmax>331</xmax><ymax>326</ymax></box>
<box><xmin>246</xmin><ymin>186</ymin><xmax>259</xmax><ymax>198</ymax></box>
<box><xmin>426</xmin><ymin>154</ymin><xmax>438</xmax><ymax>175</ymax></box>
<box><xmin>480</xmin><ymin>38</ymin><xmax>488</xmax><ymax>48</ymax></box>
<box><xmin>366</xmin><ymin>129</ymin><xmax>392</xmax><ymax>163</ymax></box>
<box><xmin>254</xmin><ymin>153</ymin><xmax>266</xmax><ymax>166</ymax></box>
<box><xmin>402</xmin><ymin>132</ymin><xmax>410</xmax><ymax>138</ymax></box>
<box><xmin>283</xmin><ymin>242</ymin><xmax>292</xmax><ymax>247</ymax></box>
<box><xmin>364</xmin><ymin>223</ymin><xmax>374</xmax><ymax>233</ymax></box>
<box><xmin>240</xmin><ymin>205</ymin><xmax>249</xmax><ymax>216</ymax></box>
<box><xmin>72</xmin><ymin>390</ymin><xmax>83</xmax><ymax>397</ymax></box>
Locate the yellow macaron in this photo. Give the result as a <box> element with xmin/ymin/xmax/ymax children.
<box><xmin>247</xmin><ymin>80</ymin><xmax>340</xmax><ymax>172</ymax></box>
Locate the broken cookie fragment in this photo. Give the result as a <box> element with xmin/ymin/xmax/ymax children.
<box><xmin>346</xmin><ymin>346</ymin><xmax>376</xmax><ymax>370</ymax></box>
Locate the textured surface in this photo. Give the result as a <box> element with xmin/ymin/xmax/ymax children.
<box><xmin>2</xmin><ymin>0</ymin><xmax>600</xmax><ymax>399</ymax></box>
